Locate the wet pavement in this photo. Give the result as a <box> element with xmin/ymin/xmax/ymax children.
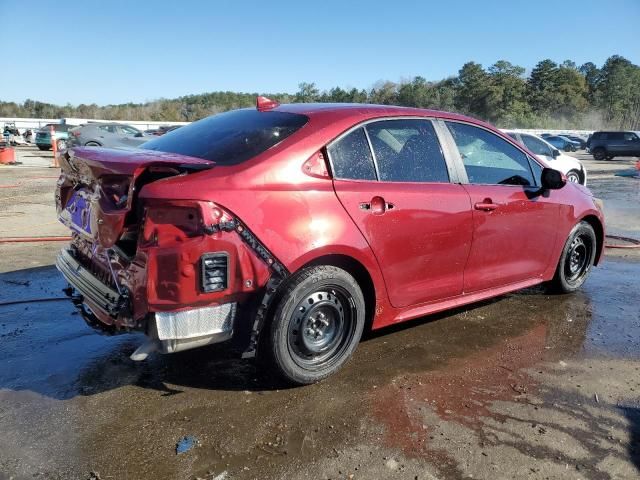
<box><xmin>0</xmin><ymin>150</ymin><xmax>639</xmax><ymax>479</ymax></box>
<box><xmin>1</xmin><ymin>258</ymin><xmax>639</xmax><ymax>479</ymax></box>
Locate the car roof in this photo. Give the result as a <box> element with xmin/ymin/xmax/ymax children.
<box><xmin>275</xmin><ymin>102</ymin><xmax>482</xmax><ymax>125</ymax></box>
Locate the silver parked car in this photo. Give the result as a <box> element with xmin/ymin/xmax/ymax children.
<box><xmin>68</xmin><ymin>123</ymin><xmax>151</xmax><ymax>149</ymax></box>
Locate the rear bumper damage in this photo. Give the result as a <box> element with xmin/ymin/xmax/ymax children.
<box><xmin>57</xmin><ymin>246</ymin><xmax>239</xmax><ymax>358</ymax></box>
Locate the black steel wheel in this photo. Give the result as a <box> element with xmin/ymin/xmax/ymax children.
<box><xmin>548</xmin><ymin>221</ymin><xmax>597</xmax><ymax>293</ymax></box>
<box><xmin>264</xmin><ymin>265</ymin><xmax>365</xmax><ymax>384</ymax></box>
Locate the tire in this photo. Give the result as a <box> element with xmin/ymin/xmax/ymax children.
<box><xmin>37</xmin><ymin>145</ymin><xmax>50</xmax><ymax>151</ymax></box>
<box><xmin>548</xmin><ymin>221</ymin><xmax>597</xmax><ymax>294</ymax></box>
<box><xmin>566</xmin><ymin>169</ymin><xmax>581</xmax><ymax>184</ymax></box>
<box><xmin>56</xmin><ymin>139</ymin><xmax>67</xmax><ymax>150</ymax></box>
<box><xmin>263</xmin><ymin>265</ymin><xmax>365</xmax><ymax>385</ymax></box>
<box><xmin>564</xmin><ymin>144</ymin><xmax>572</xmax><ymax>152</ymax></box>
<box><xmin>85</xmin><ymin>141</ymin><xmax>101</xmax><ymax>147</ymax></box>
<box><xmin>592</xmin><ymin>148</ymin><xmax>606</xmax><ymax>160</ymax></box>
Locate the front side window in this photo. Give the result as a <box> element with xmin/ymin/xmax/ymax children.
<box><xmin>365</xmin><ymin>119</ymin><xmax>449</xmax><ymax>183</ymax></box>
<box><xmin>623</xmin><ymin>132</ymin><xmax>638</xmax><ymax>142</ymax></box>
<box><xmin>327</xmin><ymin>128</ymin><xmax>377</xmax><ymax>180</ymax></box>
<box><xmin>521</xmin><ymin>134</ymin><xmax>553</xmax><ymax>157</ymax></box>
<box><xmin>446</xmin><ymin>122</ymin><xmax>535</xmax><ymax>186</ymax></box>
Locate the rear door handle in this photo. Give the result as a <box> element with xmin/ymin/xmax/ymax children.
<box><xmin>474</xmin><ymin>201</ymin><xmax>499</xmax><ymax>211</ymax></box>
<box><xmin>360</xmin><ymin>196</ymin><xmax>394</xmax><ymax>215</ymax></box>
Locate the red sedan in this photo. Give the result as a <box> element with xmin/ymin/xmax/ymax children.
<box><xmin>55</xmin><ymin>98</ymin><xmax>604</xmax><ymax>384</ymax></box>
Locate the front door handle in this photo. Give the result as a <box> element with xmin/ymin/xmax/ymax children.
<box><xmin>474</xmin><ymin>201</ymin><xmax>499</xmax><ymax>211</ymax></box>
<box><xmin>360</xmin><ymin>196</ymin><xmax>394</xmax><ymax>215</ymax></box>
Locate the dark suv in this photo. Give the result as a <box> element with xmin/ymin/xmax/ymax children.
<box><xmin>587</xmin><ymin>131</ymin><xmax>640</xmax><ymax>160</ymax></box>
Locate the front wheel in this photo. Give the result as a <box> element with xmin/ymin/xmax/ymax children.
<box><xmin>263</xmin><ymin>265</ymin><xmax>365</xmax><ymax>385</ymax></box>
<box><xmin>548</xmin><ymin>222</ymin><xmax>597</xmax><ymax>294</ymax></box>
<box><xmin>566</xmin><ymin>169</ymin><xmax>582</xmax><ymax>184</ymax></box>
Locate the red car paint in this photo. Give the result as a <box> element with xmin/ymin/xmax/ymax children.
<box><xmin>55</xmin><ymin>103</ymin><xmax>604</xmax><ymax>340</ymax></box>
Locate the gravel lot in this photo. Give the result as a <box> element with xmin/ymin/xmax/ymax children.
<box><xmin>0</xmin><ymin>146</ymin><xmax>639</xmax><ymax>480</ymax></box>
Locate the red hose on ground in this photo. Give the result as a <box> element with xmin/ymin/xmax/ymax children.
<box><xmin>605</xmin><ymin>235</ymin><xmax>640</xmax><ymax>249</ymax></box>
<box><xmin>0</xmin><ymin>236</ymin><xmax>71</xmax><ymax>244</ymax></box>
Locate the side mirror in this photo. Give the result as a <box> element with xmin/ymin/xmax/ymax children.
<box><xmin>552</xmin><ymin>149</ymin><xmax>561</xmax><ymax>158</ymax></box>
<box><xmin>134</xmin><ymin>132</ymin><xmax>143</xmax><ymax>137</ymax></box>
<box><xmin>541</xmin><ymin>167</ymin><xmax>566</xmax><ymax>190</ymax></box>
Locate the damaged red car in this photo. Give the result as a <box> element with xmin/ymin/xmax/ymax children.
<box><xmin>55</xmin><ymin>98</ymin><xmax>605</xmax><ymax>384</ymax></box>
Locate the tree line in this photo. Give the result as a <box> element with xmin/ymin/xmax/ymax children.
<box><xmin>1</xmin><ymin>55</ymin><xmax>638</xmax><ymax>130</ymax></box>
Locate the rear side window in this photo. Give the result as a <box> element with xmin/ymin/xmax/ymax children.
<box><xmin>327</xmin><ymin>128</ymin><xmax>377</xmax><ymax>180</ymax></box>
<box><xmin>366</xmin><ymin>119</ymin><xmax>449</xmax><ymax>182</ymax></box>
<box><xmin>446</xmin><ymin>122</ymin><xmax>535</xmax><ymax>186</ymax></box>
<box><xmin>610</xmin><ymin>132</ymin><xmax>624</xmax><ymax>141</ymax></box>
<box><xmin>142</xmin><ymin>109</ymin><xmax>308</xmax><ymax>165</ymax></box>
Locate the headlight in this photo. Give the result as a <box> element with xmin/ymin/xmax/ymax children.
<box><xmin>594</xmin><ymin>198</ymin><xmax>604</xmax><ymax>212</ymax></box>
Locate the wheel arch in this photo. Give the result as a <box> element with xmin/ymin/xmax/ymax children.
<box><xmin>580</xmin><ymin>214</ymin><xmax>604</xmax><ymax>265</ymax></box>
<box><xmin>300</xmin><ymin>253</ymin><xmax>377</xmax><ymax>332</ymax></box>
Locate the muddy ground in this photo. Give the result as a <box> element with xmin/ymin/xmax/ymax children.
<box><xmin>0</xmin><ymin>147</ymin><xmax>639</xmax><ymax>480</ymax></box>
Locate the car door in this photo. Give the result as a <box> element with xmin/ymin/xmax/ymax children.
<box><xmin>622</xmin><ymin>132</ymin><xmax>640</xmax><ymax>156</ymax></box>
<box><xmin>329</xmin><ymin>118</ymin><xmax>473</xmax><ymax>308</ymax></box>
<box><xmin>607</xmin><ymin>132</ymin><xmax>626</xmax><ymax>155</ymax></box>
<box><xmin>441</xmin><ymin>120</ymin><xmax>560</xmax><ymax>292</ymax></box>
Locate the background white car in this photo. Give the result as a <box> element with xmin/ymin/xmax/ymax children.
<box><xmin>504</xmin><ymin>130</ymin><xmax>587</xmax><ymax>185</ymax></box>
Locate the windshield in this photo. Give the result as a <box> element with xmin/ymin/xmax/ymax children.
<box><xmin>141</xmin><ymin>109</ymin><xmax>308</xmax><ymax>165</ymax></box>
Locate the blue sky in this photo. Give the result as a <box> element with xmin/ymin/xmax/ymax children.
<box><xmin>1</xmin><ymin>0</ymin><xmax>638</xmax><ymax>105</ymax></box>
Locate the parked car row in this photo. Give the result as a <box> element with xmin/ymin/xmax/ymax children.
<box><xmin>540</xmin><ymin>133</ymin><xmax>585</xmax><ymax>152</ymax></box>
<box><xmin>144</xmin><ymin>125</ymin><xmax>182</xmax><ymax>136</ymax></box>
<box><xmin>504</xmin><ymin>131</ymin><xmax>586</xmax><ymax>184</ymax></box>
<box><xmin>2</xmin><ymin>122</ymin><xmax>183</xmax><ymax>151</ymax></box>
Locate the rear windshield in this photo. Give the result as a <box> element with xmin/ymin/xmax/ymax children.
<box><xmin>141</xmin><ymin>109</ymin><xmax>308</xmax><ymax>165</ymax></box>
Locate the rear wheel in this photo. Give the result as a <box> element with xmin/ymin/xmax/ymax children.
<box><xmin>592</xmin><ymin>148</ymin><xmax>606</xmax><ymax>160</ymax></box>
<box><xmin>37</xmin><ymin>145</ymin><xmax>49</xmax><ymax>151</ymax></box>
<box><xmin>548</xmin><ymin>221</ymin><xmax>597</xmax><ymax>293</ymax></box>
<box><xmin>263</xmin><ymin>265</ymin><xmax>365</xmax><ymax>385</ymax></box>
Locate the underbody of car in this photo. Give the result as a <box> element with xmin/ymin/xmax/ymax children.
<box><xmin>55</xmin><ymin>100</ymin><xmax>605</xmax><ymax>384</ymax></box>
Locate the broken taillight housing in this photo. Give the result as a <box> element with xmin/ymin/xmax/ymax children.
<box><xmin>200</xmin><ymin>252</ymin><xmax>229</xmax><ymax>292</ymax></box>
<box><xmin>141</xmin><ymin>202</ymin><xmax>202</xmax><ymax>247</ymax></box>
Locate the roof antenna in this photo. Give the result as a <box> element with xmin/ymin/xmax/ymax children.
<box><xmin>256</xmin><ymin>96</ymin><xmax>280</xmax><ymax>112</ymax></box>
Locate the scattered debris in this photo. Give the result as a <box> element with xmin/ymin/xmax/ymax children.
<box><xmin>176</xmin><ymin>435</ymin><xmax>198</xmax><ymax>454</ymax></box>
